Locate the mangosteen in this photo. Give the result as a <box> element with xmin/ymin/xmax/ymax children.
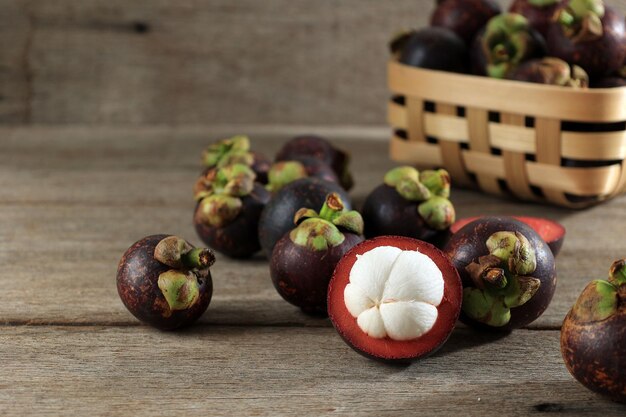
<box><xmin>547</xmin><ymin>0</ymin><xmax>626</xmax><ymax>77</ymax></box>
<box><xmin>266</xmin><ymin>158</ymin><xmax>339</xmax><ymax>193</ymax></box>
<box><xmin>561</xmin><ymin>259</ymin><xmax>626</xmax><ymax>402</ymax></box>
<box><xmin>270</xmin><ymin>193</ymin><xmax>364</xmax><ymax>315</ymax></box>
<box><xmin>117</xmin><ymin>234</ymin><xmax>215</xmax><ymax>330</ymax></box>
<box><xmin>451</xmin><ymin>216</ymin><xmax>566</xmax><ymax>256</ymax></box>
<box><xmin>361</xmin><ymin>167</ymin><xmax>455</xmax><ymax>246</ymax></box>
<box><xmin>389</xmin><ymin>29</ymin><xmax>417</xmax><ymax>59</ymax></box>
<box><xmin>399</xmin><ymin>27</ymin><xmax>469</xmax><ymax>73</ymax></box>
<box><xmin>471</xmin><ymin>13</ymin><xmax>546</xmax><ymax>78</ymax></box>
<box><xmin>507</xmin><ymin>57</ymin><xmax>589</xmax><ymax>87</ymax></box>
<box><xmin>510</xmin><ymin>0</ymin><xmax>567</xmax><ymax>38</ymax></box>
<box><xmin>591</xmin><ymin>77</ymin><xmax>626</xmax><ymax>88</ymax></box>
<box><xmin>444</xmin><ymin>216</ymin><xmax>557</xmax><ymax>330</ymax></box>
<box><xmin>328</xmin><ymin>236</ymin><xmax>463</xmax><ymax>362</ymax></box>
<box><xmin>275</xmin><ymin>135</ymin><xmax>353</xmax><ymax>190</ymax></box>
<box><xmin>201</xmin><ymin>135</ymin><xmax>271</xmax><ymax>184</ymax></box>
<box><xmin>430</xmin><ymin>0</ymin><xmax>501</xmax><ymax>45</ymax></box>
<box><xmin>258</xmin><ymin>177</ymin><xmax>352</xmax><ymax>256</ymax></box>
<box><xmin>193</xmin><ymin>164</ymin><xmax>271</xmax><ymax>258</ymax></box>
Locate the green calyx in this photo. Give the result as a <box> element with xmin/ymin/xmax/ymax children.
<box><xmin>202</xmin><ymin>135</ymin><xmax>254</xmax><ymax>169</ymax></box>
<box><xmin>194</xmin><ymin>164</ymin><xmax>256</xmax><ymax>227</ymax></box>
<box><xmin>384</xmin><ymin>166</ymin><xmax>455</xmax><ymax>230</ymax></box>
<box><xmin>557</xmin><ymin>0</ymin><xmax>605</xmax><ymax>41</ymax></box>
<box><xmin>484</xmin><ymin>14</ymin><xmax>533</xmax><ymax>79</ymax></box>
<box><xmin>289</xmin><ymin>193</ymin><xmax>363</xmax><ymax>251</ymax></box>
<box><xmin>462</xmin><ymin>231</ymin><xmax>540</xmax><ymax>327</ymax></box>
<box><xmin>154</xmin><ymin>236</ymin><xmax>215</xmax><ymax>312</ymax></box>
<box><xmin>534</xmin><ymin>58</ymin><xmax>589</xmax><ymax>88</ymax></box>
<box><xmin>528</xmin><ymin>0</ymin><xmax>559</xmax><ymax>6</ymax></box>
<box><xmin>158</xmin><ymin>270</ymin><xmax>200</xmax><ymax>311</ymax></box>
<box><xmin>569</xmin><ymin>259</ymin><xmax>626</xmax><ymax>323</ymax></box>
<box><xmin>266</xmin><ymin>161</ymin><xmax>308</xmax><ymax>193</ymax></box>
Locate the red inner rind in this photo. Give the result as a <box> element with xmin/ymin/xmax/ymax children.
<box><xmin>328</xmin><ymin>236</ymin><xmax>462</xmax><ymax>361</ymax></box>
<box><xmin>451</xmin><ymin>216</ymin><xmax>565</xmax><ymax>244</ymax></box>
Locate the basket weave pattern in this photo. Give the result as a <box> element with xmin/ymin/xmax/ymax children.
<box><xmin>388</xmin><ymin>61</ymin><xmax>626</xmax><ymax>208</ymax></box>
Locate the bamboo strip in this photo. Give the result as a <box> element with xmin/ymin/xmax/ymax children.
<box><xmin>437</xmin><ymin>104</ymin><xmax>473</xmax><ymax>187</ymax></box>
<box><xmin>466</xmin><ymin>108</ymin><xmax>502</xmax><ymax>194</ymax></box>
<box><xmin>424</xmin><ymin>113</ymin><xmax>467</xmax><ymax>143</ymax></box>
<box><xmin>526</xmin><ymin>163</ymin><xmax>621</xmax><ymax>195</ymax></box>
<box><xmin>535</xmin><ymin>118</ymin><xmax>570</xmax><ymax>205</ymax></box>
<box><xmin>388</xmin><ymin>61</ymin><xmax>626</xmax><ymax>122</ymax></box>
<box><xmin>389</xmin><ymin>135</ymin><xmax>442</xmax><ymax>167</ymax></box>
<box><xmin>501</xmin><ymin>114</ymin><xmax>536</xmax><ymax>201</ymax></box>
<box><xmin>406</xmin><ymin>97</ymin><xmax>426</xmax><ymax>142</ymax></box>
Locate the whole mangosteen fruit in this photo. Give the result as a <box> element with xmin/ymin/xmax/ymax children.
<box><xmin>362</xmin><ymin>167</ymin><xmax>455</xmax><ymax>246</ymax></box>
<box><xmin>510</xmin><ymin>0</ymin><xmax>567</xmax><ymax>38</ymax></box>
<box><xmin>265</xmin><ymin>158</ymin><xmax>339</xmax><ymax>193</ymax></box>
<box><xmin>258</xmin><ymin>177</ymin><xmax>352</xmax><ymax>256</ymax></box>
<box><xmin>399</xmin><ymin>27</ymin><xmax>469</xmax><ymax>73</ymax></box>
<box><xmin>270</xmin><ymin>193</ymin><xmax>364</xmax><ymax>315</ymax></box>
<box><xmin>591</xmin><ymin>62</ymin><xmax>626</xmax><ymax>87</ymax></box>
<box><xmin>430</xmin><ymin>0</ymin><xmax>501</xmax><ymax>45</ymax></box>
<box><xmin>275</xmin><ymin>135</ymin><xmax>353</xmax><ymax>190</ymax></box>
<box><xmin>328</xmin><ymin>236</ymin><xmax>463</xmax><ymax>362</ymax></box>
<box><xmin>507</xmin><ymin>57</ymin><xmax>589</xmax><ymax>87</ymax></box>
<box><xmin>202</xmin><ymin>135</ymin><xmax>271</xmax><ymax>184</ymax></box>
<box><xmin>561</xmin><ymin>259</ymin><xmax>626</xmax><ymax>402</ymax></box>
<box><xmin>451</xmin><ymin>216</ymin><xmax>566</xmax><ymax>256</ymax></box>
<box><xmin>547</xmin><ymin>0</ymin><xmax>626</xmax><ymax>77</ymax></box>
<box><xmin>117</xmin><ymin>234</ymin><xmax>215</xmax><ymax>330</ymax></box>
<box><xmin>193</xmin><ymin>164</ymin><xmax>271</xmax><ymax>258</ymax></box>
<box><xmin>444</xmin><ymin>216</ymin><xmax>557</xmax><ymax>330</ymax></box>
<box><xmin>471</xmin><ymin>13</ymin><xmax>546</xmax><ymax>78</ymax></box>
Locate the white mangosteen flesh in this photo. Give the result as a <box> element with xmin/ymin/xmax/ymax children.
<box><xmin>343</xmin><ymin>246</ymin><xmax>444</xmax><ymax>341</ymax></box>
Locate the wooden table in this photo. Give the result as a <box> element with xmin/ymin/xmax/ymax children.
<box><xmin>2</xmin><ymin>126</ymin><xmax>625</xmax><ymax>416</ymax></box>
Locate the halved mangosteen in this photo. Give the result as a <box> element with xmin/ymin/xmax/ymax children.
<box><xmin>450</xmin><ymin>216</ymin><xmax>566</xmax><ymax>256</ymax></box>
<box><xmin>328</xmin><ymin>236</ymin><xmax>463</xmax><ymax>363</ymax></box>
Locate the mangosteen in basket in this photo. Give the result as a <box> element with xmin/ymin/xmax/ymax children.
<box><xmin>270</xmin><ymin>193</ymin><xmax>364</xmax><ymax>315</ymax></box>
<box><xmin>444</xmin><ymin>216</ymin><xmax>557</xmax><ymax>331</ymax></box>
<box><xmin>471</xmin><ymin>13</ymin><xmax>546</xmax><ymax>78</ymax></box>
<box><xmin>591</xmin><ymin>62</ymin><xmax>626</xmax><ymax>87</ymax></box>
<box><xmin>193</xmin><ymin>164</ymin><xmax>271</xmax><ymax>258</ymax></box>
<box><xmin>510</xmin><ymin>0</ymin><xmax>567</xmax><ymax>38</ymax></box>
<box><xmin>361</xmin><ymin>167</ymin><xmax>455</xmax><ymax>246</ymax></box>
<box><xmin>201</xmin><ymin>135</ymin><xmax>271</xmax><ymax>184</ymax></box>
<box><xmin>547</xmin><ymin>0</ymin><xmax>626</xmax><ymax>78</ymax></box>
<box><xmin>507</xmin><ymin>57</ymin><xmax>589</xmax><ymax>87</ymax></box>
<box><xmin>430</xmin><ymin>0</ymin><xmax>501</xmax><ymax>45</ymax></box>
<box><xmin>399</xmin><ymin>27</ymin><xmax>469</xmax><ymax>74</ymax></box>
<box><xmin>258</xmin><ymin>178</ymin><xmax>352</xmax><ymax>256</ymax></box>
<box><xmin>117</xmin><ymin>234</ymin><xmax>215</xmax><ymax>330</ymax></box>
<box><xmin>561</xmin><ymin>259</ymin><xmax>626</xmax><ymax>402</ymax></box>
<box><xmin>275</xmin><ymin>135</ymin><xmax>353</xmax><ymax>190</ymax></box>
<box><xmin>390</xmin><ymin>30</ymin><xmax>417</xmax><ymax>59</ymax></box>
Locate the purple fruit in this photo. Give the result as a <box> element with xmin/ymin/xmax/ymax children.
<box><xmin>270</xmin><ymin>193</ymin><xmax>364</xmax><ymax>315</ymax></box>
<box><xmin>193</xmin><ymin>164</ymin><xmax>271</xmax><ymax>258</ymax></box>
<box><xmin>547</xmin><ymin>0</ymin><xmax>626</xmax><ymax>77</ymax></box>
<box><xmin>471</xmin><ymin>13</ymin><xmax>546</xmax><ymax>78</ymax></box>
<box><xmin>510</xmin><ymin>0</ymin><xmax>567</xmax><ymax>38</ymax></box>
<box><xmin>507</xmin><ymin>57</ymin><xmax>589</xmax><ymax>87</ymax></box>
<box><xmin>431</xmin><ymin>0</ymin><xmax>501</xmax><ymax>44</ymax></box>
<box><xmin>266</xmin><ymin>158</ymin><xmax>339</xmax><ymax>193</ymax></box>
<box><xmin>201</xmin><ymin>135</ymin><xmax>270</xmax><ymax>184</ymax></box>
<box><xmin>400</xmin><ymin>27</ymin><xmax>469</xmax><ymax>73</ymax></box>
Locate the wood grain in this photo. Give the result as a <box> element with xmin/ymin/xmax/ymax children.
<box><xmin>7</xmin><ymin>0</ymin><xmax>626</xmax><ymax>126</ymax></box>
<box><xmin>1</xmin><ymin>326</ymin><xmax>624</xmax><ymax>416</ymax></box>
<box><xmin>1</xmin><ymin>126</ymin><xmax>625</xmax><ymax>330</ymax></box>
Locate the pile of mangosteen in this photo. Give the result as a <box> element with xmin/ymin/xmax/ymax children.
<box><xmin>394</xmin><ymin>0</ymin><xmax>626</xmax><ymax>88</ymax></box>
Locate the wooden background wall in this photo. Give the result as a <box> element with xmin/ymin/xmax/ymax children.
<box><xmin>1</xmin><ymin>0</ymin><xmax>625</xmax><ymax>126</ymax></box>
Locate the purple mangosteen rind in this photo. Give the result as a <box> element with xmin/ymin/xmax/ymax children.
<box><xmin>444</xmin><ymin>216</ymin><xmax>557</xmax><ymax>331</ymax></box>
<box><xmin>399</xmin><ymin>27</ymin><xmax>469</xmax><ymax>74</ymax></box>
<box><xmin>507</xmin><ymin>57</ymin><xmax>589</xmax><ymax>87</ymax></box>
<box><xmin>480</xmin><ymin>13</ymin><xmax>547</xmax><ymax>79</ymax></box>
<box><xmin>430</xmin><ymin>0</ymin><xmax>501</xmax><ymax>45</ymax></box>
<box><xmin>269</xmin><ymin>193</ymin><xmax>365</xmax><ymax>314</ymax></box>
<box><xmin>561</xmin><ymin>259</ymin><xmax>626</xmax><ymax>402</ymax></box>
<box><xmin>116</xmin><ymin>234</ymin><xmax>214</xmax><ymax>330</ymax></box>
<box><xmin>509</xmin><ymin>0</ymin><xmax>565</xmax><ymax>38</ymax></box>
<box><xmin>258</xmin><ymin>178</ymin><xmax>352</xmax><ymax>257</ymax></box>
<box><xmin>266</xmin><ymin>157</ymin><xmax>340</xmax><ymax>193</ymax></box>
<box><xmin>275</xmin><ymin>135</ymin><xmax>353</xmax><ymax>191</ymax></box>
<box><xmin>362</xmin><ymin>166</ymin><xmax>455</xmax><ymax>244</ymax></box>
<box><xmin>547</xmin><ymin>2</ymin><xmax>626</xmax><ymax>77</ymax></box>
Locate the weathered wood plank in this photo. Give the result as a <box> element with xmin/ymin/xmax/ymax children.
<box><xmin>1</xmin><ymin>127</ymin><xmax>625</xmax><ymax>329</ymax></box>
<box><xmin>3</xmin><ymin>1</ymin><xmax>625</xmax><ymax>125</ymax></box>
<box><xmin>0</xmin><ymin>326</ymin><xmax>623</xmax><ymax>416</ymax></box>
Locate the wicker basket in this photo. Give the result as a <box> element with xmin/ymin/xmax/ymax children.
<box><xmin>387</xmin><ymin>60</ymin><xmax>626</xmax><ymax>208</ymax></box>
